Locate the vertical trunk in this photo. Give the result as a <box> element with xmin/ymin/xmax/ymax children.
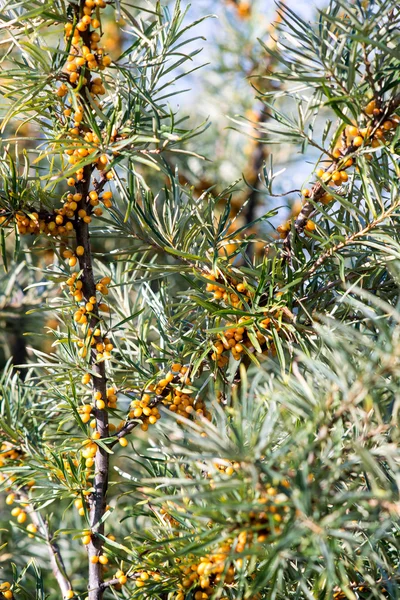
<box><xmin>75</xmin><ymin>169</ymin><xmax>109</xmax><ymax>600</ymax></box>
<box><xmin>71</xmin><ymin>3</ymin><xmax>110</xmax><ymax>596</ymax></box>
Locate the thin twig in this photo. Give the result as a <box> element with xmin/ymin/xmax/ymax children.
<box><xmin>20</xmin><ymin>490</ymin><xmax>71</xmax><ymax>597</ymax></box>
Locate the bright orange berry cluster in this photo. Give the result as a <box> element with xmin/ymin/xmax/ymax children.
<box><xmin>0</xmin><ymin>581</ymin><xmax>14</xmax><ymax>599</ymax></box>
<box><xmin>278</xmin><ymin>99</ymin><xmax>400</xmax><ymax>237</ymax></box>
<box><xmin>204</xmin><ymin>271</ymin><xmax>252</xmax><ymax>308</ymax></box>
<box><xmin>211</xmin><ymin>316</ymin><xmax>279</xmax><ymax>367</ymax></box>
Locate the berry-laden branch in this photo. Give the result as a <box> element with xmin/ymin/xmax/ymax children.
<box><xmin>75</xmin><ymin>177</ymin><xmax>109</xmax><ymax>600</ymax></box>
<box><xmin>281</xmin><ymin>92</ymin><xmax>400</xmax><ymax>263</ymax></box>
<box><xmin>62</xmin><ymin>1</ymin><xmax>113</xmax><ymax>598</ymax></box>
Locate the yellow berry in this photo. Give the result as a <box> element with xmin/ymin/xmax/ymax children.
<box><xmin>27</xmin><ymin>523</ymin><xmax>37</xmax><ymax>537</ymax></box>
<box><xmin>119</xmin><ymin>437</ymin><xmax>128</xmax><ymax>447</ymax></box>
<box><xmin>365</xmin><ymin>100</ymin><xmax>376</xmax><ymax>115</ymax></box>
<box><xmin>17</xmin><ymin>511</ymin><xmax>27</xmax><ymax>523</ymax></box>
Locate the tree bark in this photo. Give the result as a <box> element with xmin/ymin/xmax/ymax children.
<box><xmin>72</xmin><ymin>4</ymin><xmax>109</xmax><ymax>595</ymax></box>
<box><xmin>75</xmin><ymin>206</ymin><xmax>109</xmax><ymax>600</ymax></box>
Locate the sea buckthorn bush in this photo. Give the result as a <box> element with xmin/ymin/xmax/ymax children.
<box><xmin>0</xmin><ymin>0</ymin><xmax>400</xmax><ymax>599</ymax></box>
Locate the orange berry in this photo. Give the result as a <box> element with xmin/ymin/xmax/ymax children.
<box><xmin>305</xmin><ymin>220</ymin><xmax>316</xmax><ymax>232</ymax></box>
<box><xmin>348</xmin><ymin>126</ymin><xmax>359</xmax><ymax>137</ymax></box>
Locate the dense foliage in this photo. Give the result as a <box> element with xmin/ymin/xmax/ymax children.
<box><xmin>0</xmin><ymin>0</ymin><xmax>399</xmax><ymax>599</ymax></box>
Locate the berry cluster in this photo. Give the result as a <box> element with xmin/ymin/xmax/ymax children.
<box><xmin>277</xmin><ymin>217</ymin><xmax>315</xmax><ymax>239</ymax></box>
<box><xmin>81</xmin><ymin>438</ymin><xmax>98</xmax><ymax>468</ymax></box>
<box><xmin>211</xmin><ymin>316</ymin><xmax>278</xmax><ymax>366</ymax></box>
<box><xmin>241</xmin><ymin>487</ymin><xmax>289</xmax><ymax>541</ymax></box>
<box><xmin>175</xmin><ymin>543</ymin><xmax>236</xmax><ymax>600</ymax></box>
<box><xmin>128</xmin><ymin>363</ymin><xmax>210</xmax><ymax>432</ymax></box>
<box><xmin>133</xmin><ymin>570</ymin><xmax>162</xmax><ymax>589</ymax></box>
<box><xmin>70</xmin><ymin>274</ymin><xmax>111</xmax><ymax>318</ymax></box>
<box><xmin>173</xmin><ymin>486</ymin><xmax>289</xmax><ymax>599</ymax></box>
<box><xmin>63</xmin><ymin>0</ymin><xmax>111</xmax><ymax>82</ymax></box>
<box><xmin>204</xmin><ymin>271</ymin><xmax>252</xmax><ymax>309</ymax></box>
<box><xmin>0</xmin><ymin>189</ymin><xmax>113</xmax><ymax>239</ymax></box>
<box><xmin>0</xmin><ymin>441</ymin><xmax>25</xmax><ymax>466</ymax></box>
<box><xmin>163</xmin><ymin>387</ymin><xmax>210</xmax><ymax>422</ymax></box>
<box><xmin>74</xmin><ymin>490</ymin><xmax>91</xmax><ymax>516</ymax></box>
<box><xmin>208</xmin><ymin>460</ymin><xmax>240</xmax><ymax>478</ymax></box>
<box><xmin>65</xmin><ymin>274</ymin><xmax>113</xmax><ymax>364</ymax></box>
<box><xmin>58</xmin><ymin>0</ymin><xmax>116</xmax><ymax>188</ymax></box>
<box><xmin>0</xmin><ymin>582</ymin><xmax>13</xmax><ymax>599</ymax></box>
<box><xmin>0</xmin><ymin>208</ymin><xmax>65</xmax><ymax>237</ymax></box>
<box><xmin>277</xmin><ymin>98</ymin><xmax>400</xmax><ymax>237</ymax></box>
<box><xmin>4</xmin><ymin>489</ymin><xmax>38</xmax><ymax>539</ymax></box>
<box><xmin>128</xmin><ymin>392</ymin><xmax>162</xmax><ymax>432</ymax></box>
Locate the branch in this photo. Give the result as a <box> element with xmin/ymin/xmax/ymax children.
<box><xmin>99</xmin><ymin>573</ymin><xmax>137</xmax><ymax>590</ymax></box>
<box><xmin>282</xmin><ymin>91</ymin><xmax>400</xmax><ymax>263</ymax></box>
<box><xmin>109</xmin><ymin>387</ymin><xmax>174</xmax><ymax>449</ymax></box>
<box><xmin>71</xmin><ymin>5</ymin><xmax>109</xmax><ymax>599</ymax></box>
<box><xmin>29</xmin><ymin>510</ymin><xmax>71</xmax><ymax>597</ymax></box>
<box><xmin>20</xmin><ymin>491</ymin><xmax>71</xmax><ymax>597</ymax></box>
<box><xmin>306</xmin><ymin>199</ymin><xmax>400</xmax><ymax>278</ymax></box>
